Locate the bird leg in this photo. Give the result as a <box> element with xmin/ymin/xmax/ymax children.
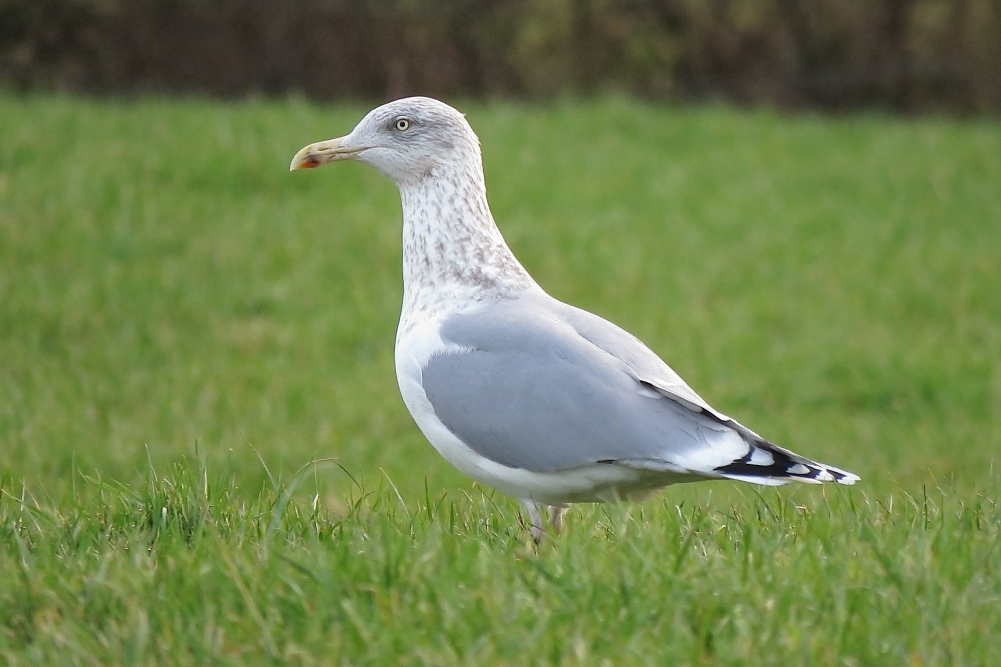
<box><xmin>549</xmin><ymin>505</ymin><xmax>567</xmax><ymax>535</ymax></box>
<box><xmin>520</xmin><ymin>499</ymin><xmax>545</xmax><ymax>542</ymax></box>
<box><xmin>520</xmin><ymin>501</ymin><xmax>569</xmax><ymax>542</ymax></box>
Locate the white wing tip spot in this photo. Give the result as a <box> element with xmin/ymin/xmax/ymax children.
<box><xmin>748</xmin><ymin>448</ymin><xmax>776</xmax><ymax>467</ymax></box>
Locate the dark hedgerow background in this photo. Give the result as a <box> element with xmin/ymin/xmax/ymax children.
<box><xmin>2</xmin><ymin>0</ymin><xmax>1001</xmax><ymax>112</ymax></box>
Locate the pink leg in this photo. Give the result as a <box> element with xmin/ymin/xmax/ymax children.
<box><xmin>520</xmin><ymin>499</ymin><xmax>545</xmax><ymax>542</ymax></box>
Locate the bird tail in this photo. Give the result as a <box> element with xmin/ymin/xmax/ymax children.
<box><xmin>713</xmin><ymin>439</ymin><xmax>859</xmax><ymax>486</ymax></box>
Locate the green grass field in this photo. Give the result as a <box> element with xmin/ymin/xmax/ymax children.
<box><xmin>1</xmin><ymin>94</ymin><xmax>999</xmax><ymax>665</ymax></box>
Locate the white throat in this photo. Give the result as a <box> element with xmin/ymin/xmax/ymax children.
<box><xmin>396</xmin><ymin>161</ymin><xmax>538</xmax><ymax>341</ymax></box>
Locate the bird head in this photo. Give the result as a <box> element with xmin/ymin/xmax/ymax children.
<box><xmin>290</xmin><ymin>97</ymin><xmax>480</xmax><ymax>187</ymax></box>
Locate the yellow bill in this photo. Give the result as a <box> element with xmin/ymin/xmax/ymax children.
<box><xmin>289</xmin><ymin>137</ymin><xmax>365</xmax><ymax>171</ymax></box>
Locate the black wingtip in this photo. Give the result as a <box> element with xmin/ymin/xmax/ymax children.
<box><xmin>715</xmin><ymin>444</ymin><xmax>859</xmax><ymax>485</ymax></box>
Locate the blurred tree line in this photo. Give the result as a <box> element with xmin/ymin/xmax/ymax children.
<box><xmin>1</xmin><ymin>0</ymin><xmax>999</xmax><ymax>112</ymax></box>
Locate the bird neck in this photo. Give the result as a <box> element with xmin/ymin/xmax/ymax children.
<box><xmin>396</xmin><ymin>163</ymin><xmax>537</xmax><ymax>335</ymax></box>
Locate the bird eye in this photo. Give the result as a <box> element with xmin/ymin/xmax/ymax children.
<box><xmin>395</xmin><ymin>118</ymin><xmax>411</xmax><ymax>131</ymax></box>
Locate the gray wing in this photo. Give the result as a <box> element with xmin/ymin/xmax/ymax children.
<box><xmin>421</xmin><ymin>294</ymin><xmax>748</xmax><ymax>474</ymax></box>
<box><xmin>545</xmin><ymin>297</ymin><xmax>713</xmax><ymax>413</ymax></box>
<box><xmin>544</xmin><ymin>297</ymin><xmax>766</xmax><ymax>437</ymax></box>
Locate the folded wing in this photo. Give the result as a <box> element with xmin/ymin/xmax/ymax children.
<box><xmin>419</xmin><ymin>293</ymin><xmax>858</xmax><ymax>486</ymax></box>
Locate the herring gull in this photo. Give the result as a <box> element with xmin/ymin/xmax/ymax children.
<box><xmin>290</xmin><ymin>97</ymin><xmax>858</xmax><ymax>540</ymax></box>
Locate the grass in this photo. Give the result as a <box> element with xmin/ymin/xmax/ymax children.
<box><xmin>3</xmin><ymin>459</ymin><xmax>999</xmax><ymax>665</ymax></box>
<box><xmin>1</xmin><ymin>93</ymin><xmax>1000</xmax><ymax>664</ymax></box>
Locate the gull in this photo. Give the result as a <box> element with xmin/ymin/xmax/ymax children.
<box><xmin>290</xmin><ymin>97</ymin><xmax>858</xmax><ymax>540</ymax></box>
